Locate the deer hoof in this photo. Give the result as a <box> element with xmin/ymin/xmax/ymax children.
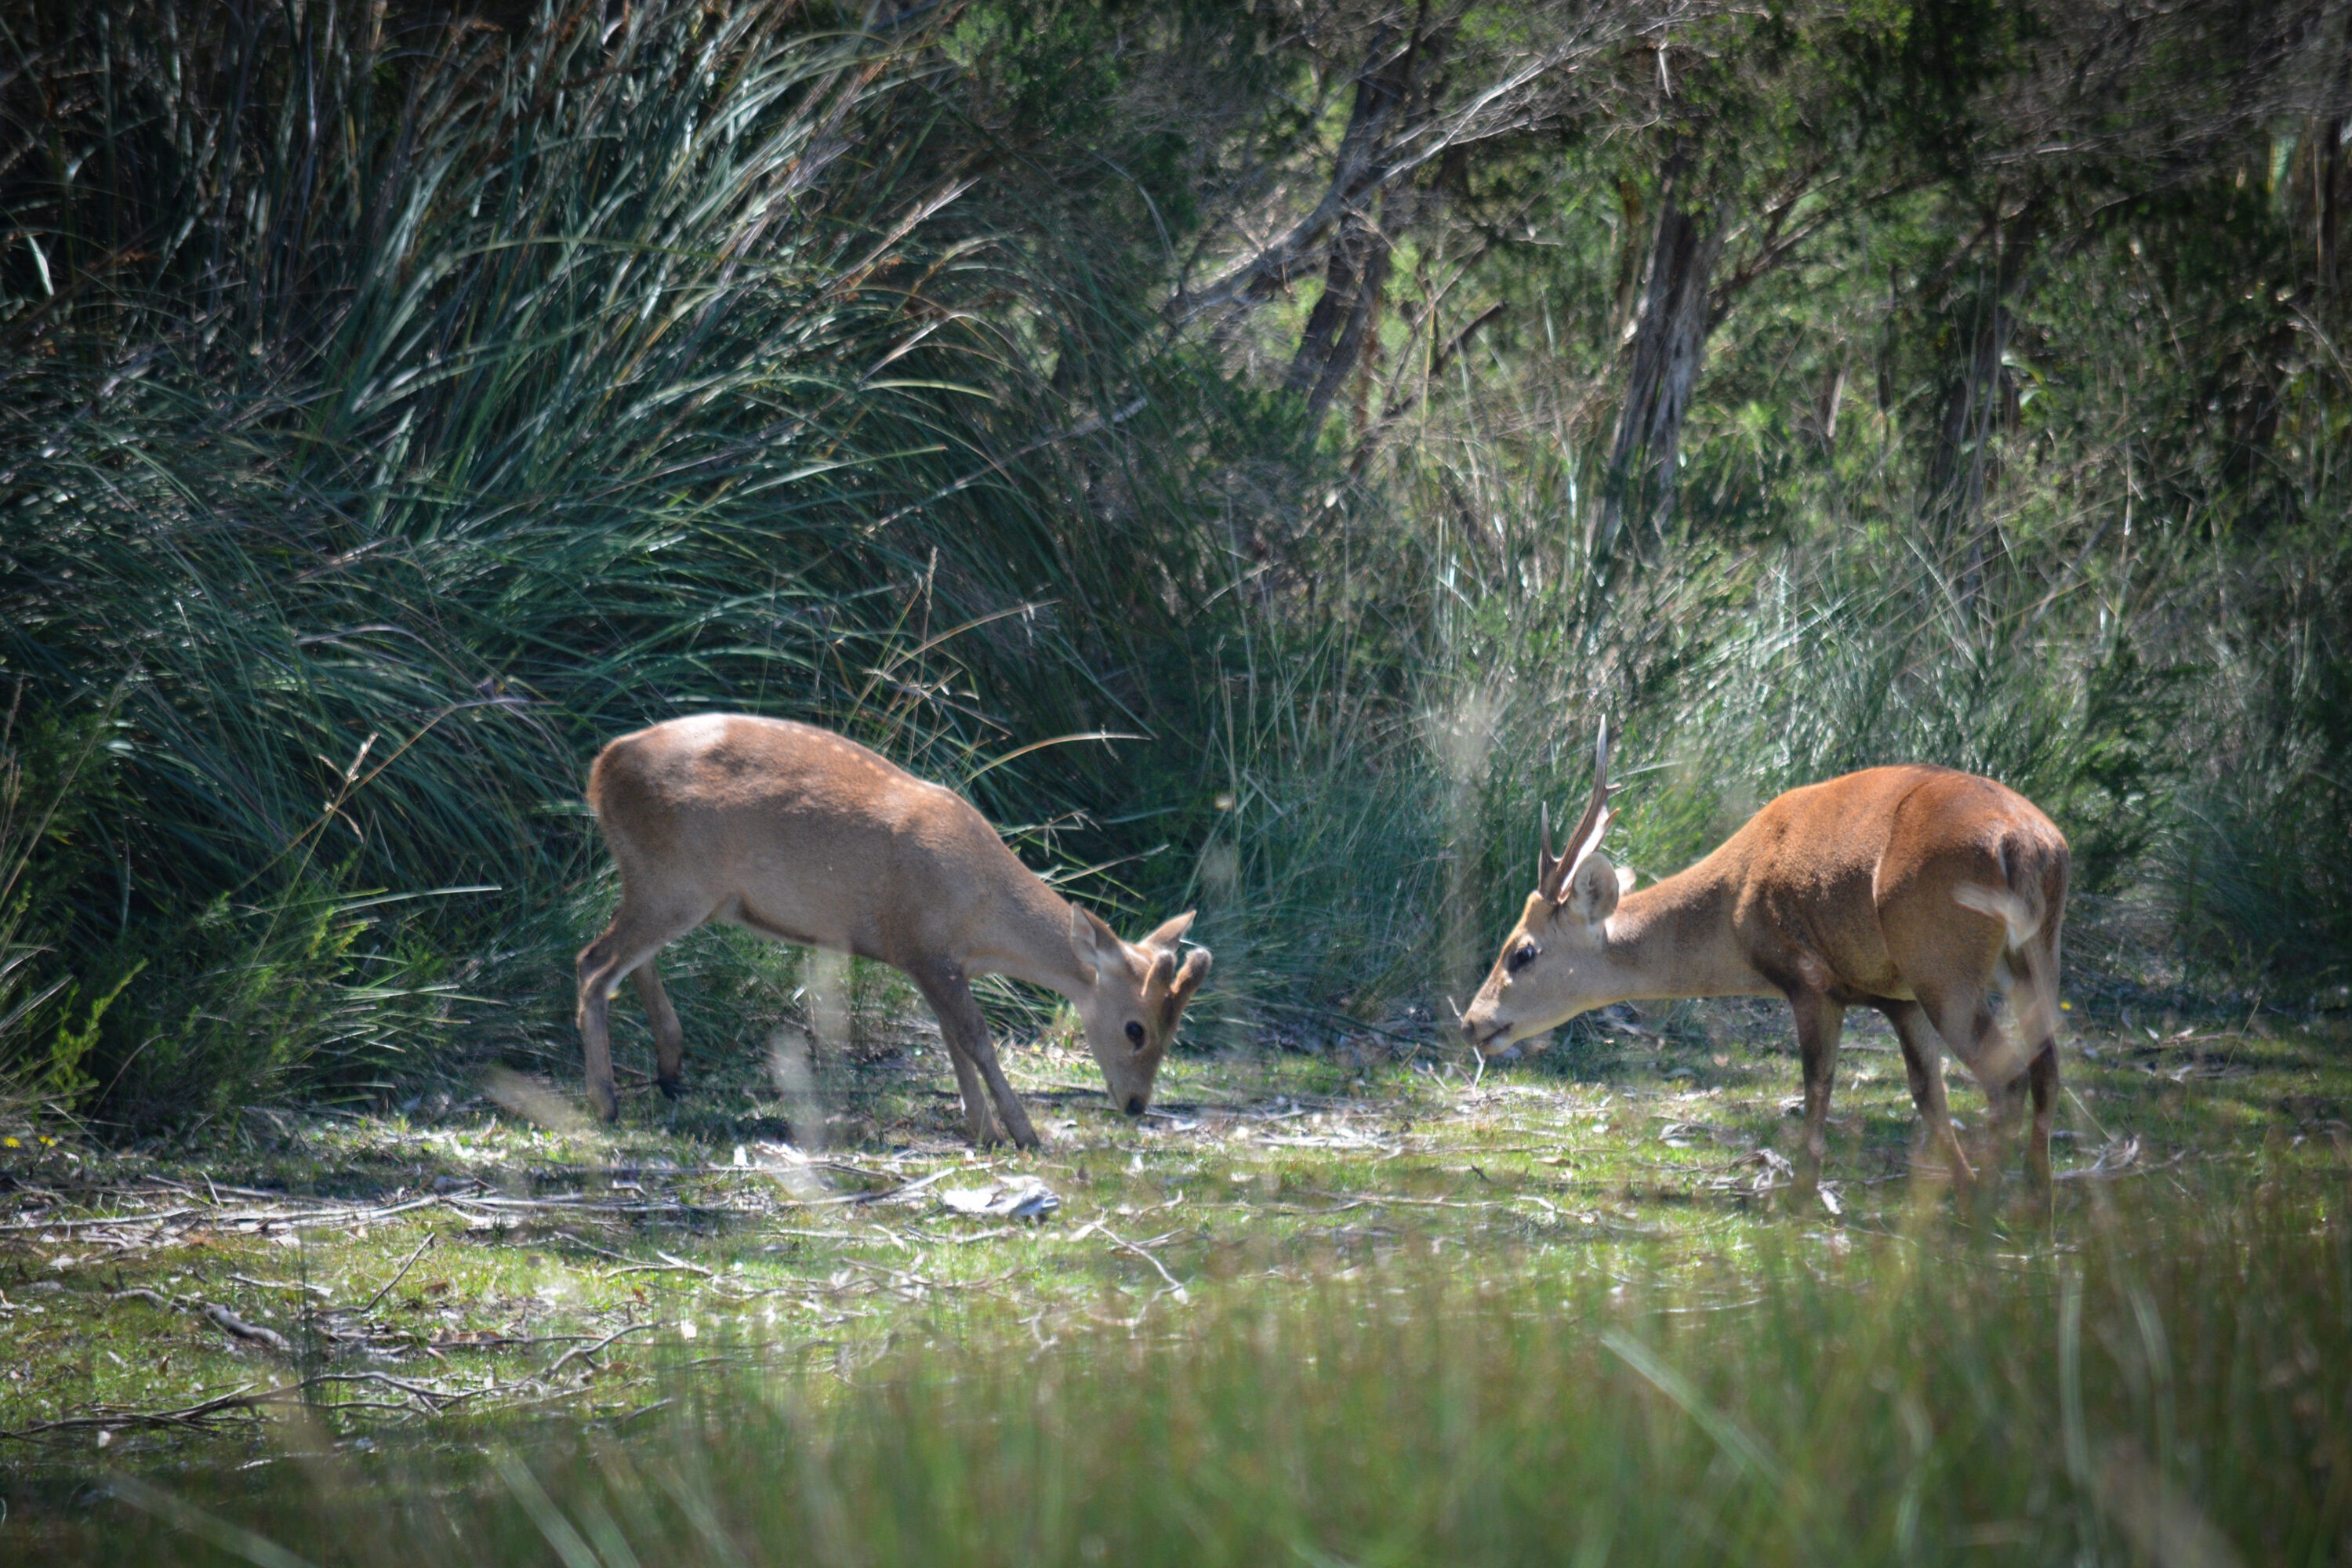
<box><xmin>657</xmin><ymin>1075</ymin><xmax>684</xmax><ymax>1102</ymax></box>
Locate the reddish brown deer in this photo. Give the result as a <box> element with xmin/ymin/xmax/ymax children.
<box><xmin>576</xmin><ymin>714</ymin><xmax>1210</xmax><ymax>1148</ymax></box>
<box><xmin>1461</xmin><ymin>724</ymin><xmax>2069</xmax><ymax>1190</ymax></box>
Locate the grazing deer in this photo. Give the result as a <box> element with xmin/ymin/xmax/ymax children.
<box><xmin>576</xmin><ymin>714</ymin><xmax>1210</xmax><ymax>1148</ymax></box>
<box><xmin>1461</xmin><ymin>724</ymin><xmax>2069</xmax><ymax>1191</ymax></box>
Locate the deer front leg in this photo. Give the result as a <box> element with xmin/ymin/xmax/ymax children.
<box><xmin>939</xmin><ymin>1029</ymin><xmax>1002</xmax><ymax>1148</ymax></box>
<box><xmin>1790</xmin><ymin>989</ymin><xmax>1844</xmax><ymax>1198</ymax></box>
<box><xmin>912</xmin><ymin>967</ymin><xmax>1002</xmax><ymax>1145</ymax></box>
<box><xmin>916</xmin><ymin>964</ymin><xmax>1037</xmax><ymax>1150</ymax></box>
<box><xmin>1884</xmin><ymin>1000</ymin><xmax>1974</xmax><ymax>1188</ymax></box>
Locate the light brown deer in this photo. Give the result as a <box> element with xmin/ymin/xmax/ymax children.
<box><xmin>1461</xmin><ymin>724</ymin><xmax>2069</xmax><ymax>1190</ymax></box>
<box><xmin>576</xmin><ymin>714</ymin><xmax>1210</xmax><ymax>1148</ymax></box>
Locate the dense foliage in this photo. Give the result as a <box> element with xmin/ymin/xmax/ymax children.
<box><xmin>2</xmin><ymin>0</ymin><xmax>2347</xmax><ymax>1123</ymax></box>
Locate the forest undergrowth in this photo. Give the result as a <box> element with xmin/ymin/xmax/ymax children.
<box><xmin>0</xmin><ymin>0</ymin><xmax>2346</xmax><ymax>1129</ymax></box>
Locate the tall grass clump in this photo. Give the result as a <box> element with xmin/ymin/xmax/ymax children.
<box><xmin>1186</xmin><ymin>427</ymin><xmax>2190</xmax><ymax>1031</ymax></box>
<box><xmin>41</xmin><ymin>1173</ymin><xmax>2351</xmax><ymax>1565</ymax></box>
<box><xmin>2159</xmin><ymin>540</ymin><xmax>2352</xmax><ymax>990</ymax></box>
<box><xmin>0</xmin><ymin>1</ymin><xmax>1240</xmax><ymax>1121</ymax></box>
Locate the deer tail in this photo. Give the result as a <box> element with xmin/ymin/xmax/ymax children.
<box><xmin>1955</xmin><ymin>862</ymin><xmax>2060</xmax><ymax>1076</ymax></box>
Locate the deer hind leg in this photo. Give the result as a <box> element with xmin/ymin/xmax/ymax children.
<box><xmin>914</xmin><ymin>964</ymin><xmax>1038</xmax><ymax>1150</ymax></box>
<box><xmin>576</xmin><ymin>896</ymin><xmax>706</xmax><ymax>1123</ymax></box>
<box><xmin>1998</xmin><ymin>930</ymin><xmax>2063</xmax><ymax>1195</ymax></box>
<box><xmin>1912</xmin><ymin>978</ymin><xmax>2022</xmax><ymax>1183</ymax></box>
<box><xmin>633</xmin><ymin>962</ymin><xmax>687</xmax><ymax>1099</ymax></box>
<box><xmin>2025</xmin><ymin>1037</ymin><xmax>2059</xmax><ymax>1192</ymax></box>
<box><xmin>1883</xmin><ymin>1000</ymin><xmax>1973</xmax><ymax>1187</ymax></box>
<box><xmin>1789</xmin><ymin>989</ymin><xmax>1845</xmax><ymax>1197</ymax></box>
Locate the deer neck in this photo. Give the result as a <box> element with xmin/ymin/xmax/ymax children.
<box><xmin>1597</xmin><ymin>862</ymin><xmax>1773</xmax><ymax>1003</ymax></box>
<box><xmin>960</xmin><ymin>858</ymin><xmax>1097</xmax><ymax>1000</ymax></box>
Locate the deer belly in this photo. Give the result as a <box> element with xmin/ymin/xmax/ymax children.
<box><xmin>719</xmin><ymin>891</ymin><xmax>833</xmax><ymax>951</ymax></box>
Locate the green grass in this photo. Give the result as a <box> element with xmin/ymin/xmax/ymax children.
<box><xmin>3</xmin><ymin>999</ymin><xmax>2347</xmax><ymax>1562</ymax></box>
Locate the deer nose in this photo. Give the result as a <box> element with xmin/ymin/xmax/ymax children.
<box><xmin>1123</xmin><ymin>1096</ymin><xmax>1145</xmax><ymax>1117</ymax></box>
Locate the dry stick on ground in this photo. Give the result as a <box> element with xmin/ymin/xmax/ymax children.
<box><xmin>358</xmin><ymin>1232</ymin><xmax>438</xmax><ymax>1316</ymax></box>
<box><xmin>0</xmin><ymin>1383</ymin><xmax>269</xmax><ymax>1439</ymax></box>
<box><xmin>540</xmin><ymin>1320</ymin><xmax>659</xmax><ymax>1381</ymax></box>
<box><xmin>202</xmin><ymin>1302</ymin><xmax>293</xmax><ymax>1354</ymax></box>
<box><xmin>546</xmin><ymin>1229</ymin><xmax>716</xmax><ymax>1279</ymax></box>
<box><xmin>0</xmin><ymin>1206</ymin><xmax>209</xmax><ymax>1233</ymax></box>
<box><xmin>2</xmin><ymin>1370</ymin><xmax>440</xmax><ymax>1443</ymax></box>
<box><xmin>109</xmin><ymin>1283</ymin><xmax>293</xmax><ymax>1350</ymax></box>
<box><xmin>4</xmin><ymin>1325</ymin><xmax>670</xmax><ymax>1442</ymax></box>
<box><xmin>111</xmin><ymin>1286</ymin><xmax>192</xmax><ymax>1310</ymax></box>
<box><xmin>1070</xmin><ymin>1221</ymin><xmax>1189</xmax><ymax>1300</ymax></box>
<box><xmin>549</xmin><ymin>1229</ymin><xmax>645</xmax><ymax>1264</ymax></box>
<box><xmin>2</xmin><ymin>1195</ymin><xmax>448</xmax><ymax>1234</ymax></box>
<box><xmin>227</xmin><ymin>1273</ymin><xmax>335</xmax><ymax>1298</ymax></box>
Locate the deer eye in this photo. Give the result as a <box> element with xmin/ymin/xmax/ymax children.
<box><xmin>1125</xmin><ymin>1020</ymin><xmax>1147</xmax><ymax>1047</ymax></box>
<box><xmin>1506</xmin><ymin>942</ymin><xmax>1540</xmax><ymax>975</ymax></box>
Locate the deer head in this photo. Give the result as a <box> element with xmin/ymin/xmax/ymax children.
<box><xmin>1461</xmin><ymin>720</ymin><xmax>1634</xmax><ymax>1054</ymax></box>
<box><xmin>1069</xmin><ymin>908</ymin><xmax>1211</xmax><ymax>1116</ymax></box>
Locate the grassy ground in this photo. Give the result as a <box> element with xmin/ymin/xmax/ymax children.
<box><xmin>2</xmin><ymin>997</ymin><xmax>2347</xmax><ymax>1561</ymax></box>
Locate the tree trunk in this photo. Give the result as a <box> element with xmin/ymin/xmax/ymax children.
<box><xmin>2307</xmin><ymin>29</ymin><xmax>2350</xmax><ymax>320</ymax></box>
<box><xmin>1928</xmin><ymin>205</ymin><xmax>2038</xmax><ymax>609</ymax></box>
<box><xmin>1285</xmin><ymin>20</ymin><xmax>1446</xmax><ymax>436</ymax></box>
<box><xmin>1288</xmin><ymin>209</ymin><xmax>1395</xmax><ymax>432</ymax></box>
<box><xmin>1591</xmin><ymin>175</ymin><xmax>1725</xmax><ymax>561</ymax></box>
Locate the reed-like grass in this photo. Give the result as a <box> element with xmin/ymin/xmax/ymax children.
<box><xmin>0</xmin><ymin>1</ymin><xmax>1241</xmax><ymax>1118</ymax></box>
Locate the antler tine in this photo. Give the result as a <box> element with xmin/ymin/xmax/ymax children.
<box><xmin>1537</xmin><ymin>799</ymin><xmax>1563</xmax><ymax>897</ymax></box>
<box><xmin>1554</xmin><ymin>717</ymin><xmax>1614</xmax><ymax>893</ymax></box>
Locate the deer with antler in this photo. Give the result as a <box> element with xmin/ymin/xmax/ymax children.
<box><xmin>575</xmin><ymin>714</ymin><xmax>1210</xmax><ymax>1147</ymax></box>
<box><xmin>1461</xmin><ymin>723</ymin><xmax>2069</xmax><ymax>1191</ymax></box>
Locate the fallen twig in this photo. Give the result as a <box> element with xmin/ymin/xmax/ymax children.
<box><xmin>1</xmin><ymin>1383</ymin><xmax>267</xmax><ymax>1439</ymax></box>
<box><xmin>541</xmin><ymin>1319</ymin><xmax>658</xmax><ymax>1381</ymax></box>
<box><xmin>545</xmin><ymin>1230</ymin><xmax>714</xmax><ymax>1278</ymax></box>
<box><xmin>111</xmin><ymin>1286</ymin><xmax>187</xmax><ymax>1311</ymax></box>
<box><xmin>227</xmin><ymin>1273</ymin><xmax>334</xmax><ymax>1298</ymax></box>
<box><xmin>358</xmin><ymin>1232</ymin><xmax>438</xmax><ymax>1316</ymax></box>
<box><xmin>1071</xmin><ymin>1221</ymin><xmax>1189</xmax><ymax>1301</ymax></box>
<box><xmin>203</xmin><ymin>1302</ymin><xmax>292</xmax><ymax>1354</ymax></box>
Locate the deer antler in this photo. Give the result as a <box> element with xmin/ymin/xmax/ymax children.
<box><xmin>1537</xmin><ymin>717</ymin><xmax>1613</xmax><ymax>902</ymax></box>
<box><xmin>1537</xmin><ymin>799</ymin><xmax>1561</xmax><ymax>895</ymax></box>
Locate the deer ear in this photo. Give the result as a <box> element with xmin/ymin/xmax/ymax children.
<box><xmin>1566</xmin><ymin>851</ymin><xmax>1621</xmax><ymax>926</ymax></box>
<box><xmin>1142</xmin><ymin>910</ymin><xmax>1196</xmax><ymax>951</ymax></box>
<box><xmin>1069</xmin><ymin>906</ymin><xmax>1116</xmax><ymax>979</ymax></box>
<box><xmin>1163</xmin><ymin>948</ymin><xmax>1211</xmax><ymax>1026</ymax></box>
<box><xmin>1142</xmin><ymin>946</ymin><xmax>1179</xmax><ymax>1009</ymax></box>
<box><xmin>1615</xmin><ymin>865</ymin><xmax>1637</xmax><ymax>895</ymax></box>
